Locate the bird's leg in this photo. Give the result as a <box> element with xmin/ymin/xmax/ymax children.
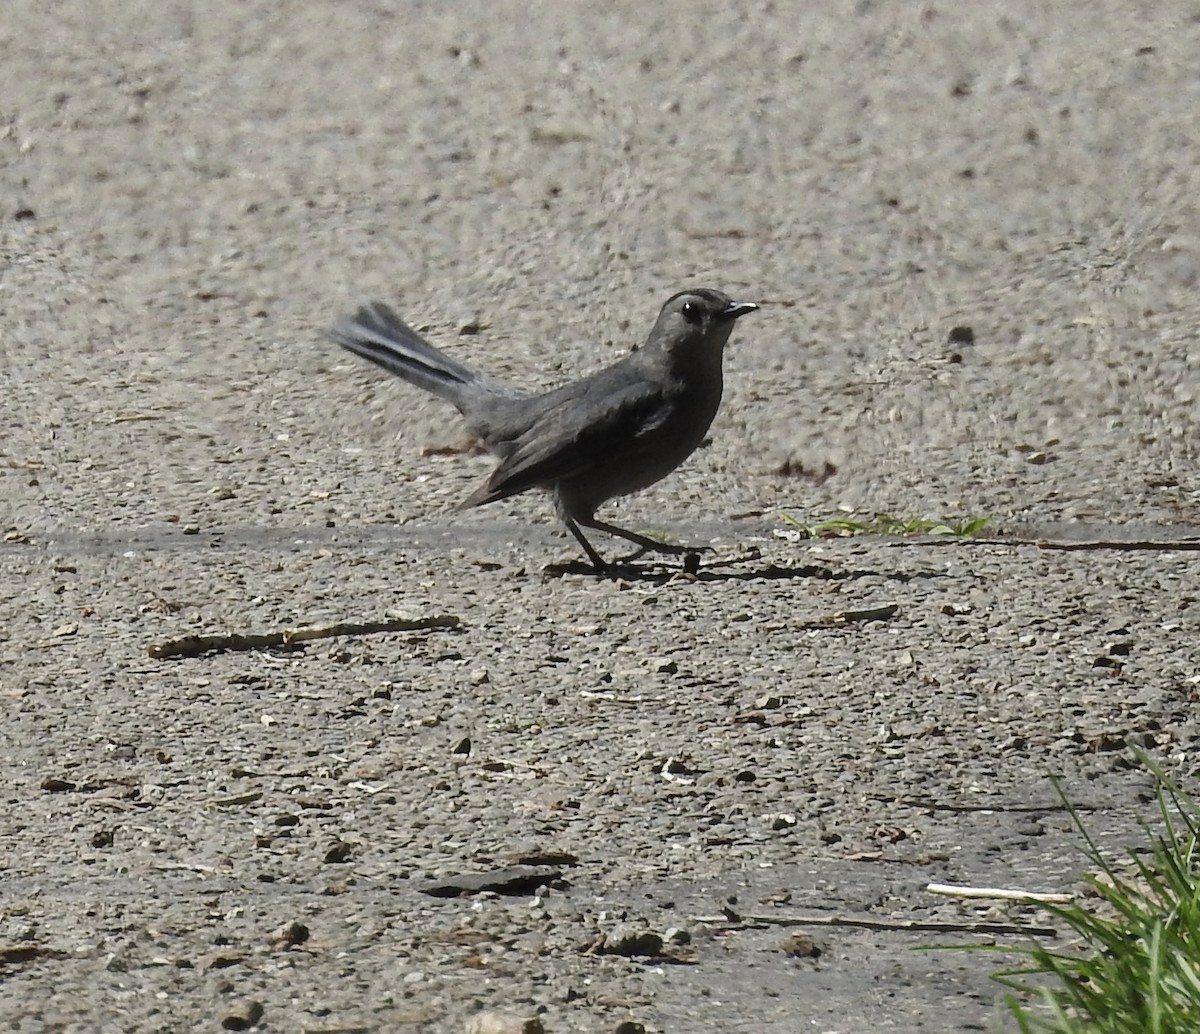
<box><xmin>578</xmin><ymin>516</ymin><xmax>714</xmax><ymax>557</ymax></box>
<box><xmin>562</xmin><ymin>517</ymin><xmax>610</xmax><ymax>573</ymax></box>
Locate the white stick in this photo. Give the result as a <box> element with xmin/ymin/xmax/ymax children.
<box><xmin>927</xmin><ymin>882</ymin><xmax>1074</xmax><ymax>904</ymax></box>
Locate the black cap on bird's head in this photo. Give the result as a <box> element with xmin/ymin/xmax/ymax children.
<box><xmin>647</xmin><ymin>288</ymin><xmax>758</xmax><ymax>357</ymax></box>
<box><xmin>667</xmin><ymin>287</ymin><xmax>758</xmax><ymax>323</ymax></box>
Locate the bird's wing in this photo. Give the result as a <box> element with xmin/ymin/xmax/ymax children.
<box><xmin>459</xmin><ymin>376</ymin><xmax>668</xmax><ymax>509</ymax></box>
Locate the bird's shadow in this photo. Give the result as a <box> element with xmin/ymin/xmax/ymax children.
<box><xmin>541</xmin><ymin>551</ymin><xmax>939</xmax><ymax>585</ymax></box>
<box><xmin>548</xmin><ymin>562</ymin><xmax>830</xmax><ymax>584</ymax></box>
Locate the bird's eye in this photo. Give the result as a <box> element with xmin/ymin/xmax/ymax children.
<box><xmin>680</xmin><ymin>300</ymin><xmax>702</xmax><ymax>324</ymax></box>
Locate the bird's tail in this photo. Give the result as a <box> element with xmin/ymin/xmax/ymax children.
<box><xmin>329</xmin><ymin>302</ymin><xmax>487</xmax><ymax>411</ymax></box>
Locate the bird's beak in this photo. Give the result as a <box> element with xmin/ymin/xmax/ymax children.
<box><xmin>721</xmin><ymin>300</ymin><xmax>759</xmax><ymax>320</ymax></box>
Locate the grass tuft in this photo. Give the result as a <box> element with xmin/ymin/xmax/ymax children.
<box><xmin>993</xmin><ymin>754</ymin><xmax>1200</xmax><ymax>1032</ymax></box>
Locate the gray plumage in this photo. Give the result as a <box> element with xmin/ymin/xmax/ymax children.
<box><xmin>329</xmin><ymin>288</ymin><xmax>757</xmax><ymax>571</ymax></box>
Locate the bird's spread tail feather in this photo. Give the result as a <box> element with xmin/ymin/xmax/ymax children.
<box><xmin>329</xmin><ymin>302</ymin><xmax>480</xmax><ymax>405</ymax></box>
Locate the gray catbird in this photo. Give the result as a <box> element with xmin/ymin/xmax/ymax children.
<box><xmin>329</xmin><ymin>288</ymin><xmax>757</xmax><ymax>571</ymax></box>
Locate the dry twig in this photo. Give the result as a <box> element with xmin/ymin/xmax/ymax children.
<box><xmin>794</xmin><ymin>603</ymin><xmax>899</xmax><ymax>630</ymax></box>
<box><xmin>693</xmin><ymin>912</ymin><xmax>1057</xmax><ymax>937</ymax></box>
<box><xmin>148</xmin><ymin>615</ymin><xmax>461</xmax><ymax>659</ymax></box>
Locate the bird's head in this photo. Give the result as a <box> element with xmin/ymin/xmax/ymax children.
<box><xmin>647</xmin><ymin>288</ymin><xmax>758</xmax><ymax>364</ymax></box>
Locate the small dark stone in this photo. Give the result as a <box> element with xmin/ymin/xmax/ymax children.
<box><xmin>272</xmin><ymin>921</ymin><xmax>310</xmax><ymax>947</ymax></box>
<box><xmin>947</xmin><ymin>325</ymin><xmax>975</xmax><ymax>346</ymax></box>
<box><xmin>323</xmin><ymin>840</ymin><xmax>354</xmax><ymax>864</ymax></box>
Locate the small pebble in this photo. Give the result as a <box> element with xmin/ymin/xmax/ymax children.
<box><xmin>781</xmin><ymin>932</ymin><xmax>821</xmax><ymax>958</ymax></box>
<box><xmin>463</xmin><ymin>1012</ymin><xmax>545</xmax><ymax>1034</ymax></box>
<box><xmin>597</xmin><ymin>924</ymin><xmax>663</xmax><ymax>957</ymax></box>
<box><xmin>221</xmin><ymin>1000</ymin><xmax>264</xmax><ymax>1031</ymax></box>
